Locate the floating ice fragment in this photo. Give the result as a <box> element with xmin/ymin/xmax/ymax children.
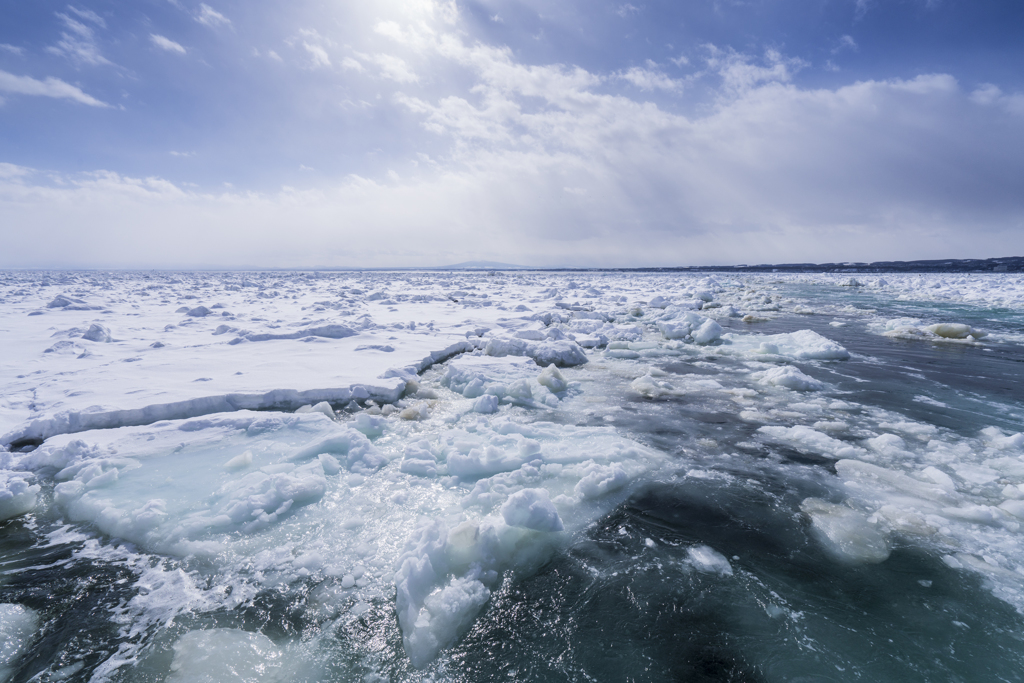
<box><xmin>401</xmin><ymin>441</ymin><xmax>438</xmax><ymax>477</ymax></box>
<box><xmin>295</xmin><ymin>401</ymin><xmax>335</xmax><ymax>420</ymax></box>
<box><xmin>981</xmin><ymin>428</ymin><xmax>1024</xmax><ymax>451</ymax></box>
<box><xmin>686</xmin><ymin>545</ymin><xmax>733</xmax><ymax>575</ymax></box>
<box><xmin>999</xmin><ymin>500</ymin><xmax>1024</xmax><ymax>519</ymax></box>
<box><xmin>692</xmin><ymin>319</ymin><xmax>723</xmax><ymax>345</ymax></box>
<box><xmin>950</xmin><ymin>463</ymin><xmax>1000</xmax><ymax>486</ymax></box>
<box><xmin>0</xmin><ymin>473</ymin><xmax>40</xmax><ymax>521</ymax></box>
<box><xmin>920</xmin><ymin>466</ymin><xmax>957</xmax><ymax>493</ymax></box>
<box><xmin>835</xmin><ymin>459</ymin><xmax>958</xmax><ymax>503</ymax></box>
<box><xmin>575</xmin><ymin>465</ymin><xmax>628</xmax><ymax>499</ymax></box>
<box><xmin>865</xmin><ymin>433</ymin><xmax>912</xmax><ymax>458</ymax></box>
<box><xmin>926</xmin><ymin>323</ymin><xmax>985</xmax><ymax>339</ymax></box>
<box><xmin>801</xmin><ymin>498</ymin><xmax>890</xmax><ymax>564</ymax></box>
<box><xmin>400</xmin><ymin>403</ymin><xmax>431</xmax><ymax>421</ymax></box>
<box><xmin>289</xmin><ymin>427</ymin><xmax>383</xmax><ymax>471</ymax></box>
<box><xmin>537</xmin><ymin>364</ymin><xmax>568</xmax><ymax>394</ymax></box>
<box><xmin>0</xmin><ymin>603</ymin><xmax>39</xmax><ymax>678</ymax></box>
<box><xmin>758</xmin><ymin>425</ymin><xmax>863</xmax><ymax>459</ymax></box>
<box><xmin>317</xmin><ymin>453</ymin><xmax>341</xmax><ymax>475</ymax></box>
<box><xmin>657</xmin><ymin>312</ymin><xmax>713</xmax><ymax>341</ymax></box>
<box><xmin>484</xmin><ymin>338</ymin><xmax>588</xmax><ymax>367</ymax></box>
<box><xmin>648</xmin><ymin>296</ymin><xmax>670</xmax><ymax>309</ymax></box>
<box><xmin>754</xmin><ymin>366</ymin><xmax>825</xmax><ymax>391</ymax></box>
<box><xmin>167</xmin><ymin>629</ymin><xmax>285</xmax><ymax>683</ymax></box>
<box><xmin>725</xmin><ymin>330</ymin><xmax>850</xmax><ymax>360</ymax></box>
<box><xmin>472</xmin><ymin>395</ymin><xmax>499</xmax><ymax>414</ymax></box>
<box><xmin>500</xmin><ymin>488</ymin><xmax>563</xmax><ymax>532</ymax></box>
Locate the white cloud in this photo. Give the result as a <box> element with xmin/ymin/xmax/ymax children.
<box><xmin>196</xmin><ymin>3</ymin><xmax>231</xmax><ymax>28</ymax></box>
<box><xmin>5</xmin><ymin>58</ymin><xmax>1023</xmax><ymax>268</ymax></box>
<box><xmin>169</xmin><ymin>151</ymin><xmax>195</xmax><ymax>157</ymax></box>
<box><xmin>4</xmin><ymin>0</ymin><xmax>1023</xmax><ymax>268</ymax></box>
<box><xmin>293</xmin><ymin>29</ymin><xmax>333</xmax><ymax>68</ymax></box>
<box><xmin>150</xmin><ymin>34</ymin><xmax>186</xmax><ymax>55</ymax></box>
<box><xmin>342</xmin><ymin>57</ymin><xmax>365</xmax><ymax>72</ymax></box>
<box><xmin>303</xmin><ymin>42</ymin><xmax>331</xmax><ymax>68</ymax></box>
<box><xmin>48</xmin><ymin>12</ymin><xmax>112</xmax><ymax>66</ymax></box>
<box><xmin>0</xmin><ymin>69</ymin><xmax>108</xmax><ymax>107</ymax></box>
<box><xmin>617</xmin><ymin>64</ymin><xmax>682</xmax><ymax>91</ymax></box>
<box><xmin>616</xmin><ymin>3</ymin><xmax>642</xmax><ymax>18</ymax></box>
<box><xmin>372</xmin><ymin>54</ymin><xmax>418</xmax><ymax>83</ymax></box>
<box><xmin>66</xmin><ymin>6</ymin><xmax>106</xmax><ymax>28</ymax></box>
<box><xmin>971</xmin><ymin>84</ymin><xmax>1024</xmax><ymax>115</ymax></box>
<box><xmin>0</xmin><ymin>162</ymin><xmax>32</xmax><ymax>179</ymax></box>
<box><xmin>705</xmin><ymin>45</ymin><xmax>806</xmax><ymax>96</ymax></box>
<box><xmin>833</xmin><ymin>35</ymin><xmax>858</xmax><ymax>54</ymax></box>
<box><xmin>0</xmin><ymin>44</ymin><xmax>23</xmax><ymax>55</ymax></box>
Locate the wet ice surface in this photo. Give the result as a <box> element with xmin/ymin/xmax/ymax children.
<box><xmin>1</xmin><ymin>270</ymin><xmax>1024</xmax><ymax>681</ymax></box>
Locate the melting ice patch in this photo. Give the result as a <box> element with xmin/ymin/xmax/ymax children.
<box><xmin>21</xmin><ymin>412</ymin><xmax>377</xmax><ymax>558</ymax></box>
<box><xmin>0</xmin><ymin>604</ymin><xmax>39</xmax><ymax>682</ymax></box>
<box><xmin>166</xmin><ymin>629</ymin><xmax>286</xmax><ymax>683</ymax></box>
<box><xmin>5</xmin><ymin>397</ymin><xmax>665</xmax><ymax>672</ymax></box>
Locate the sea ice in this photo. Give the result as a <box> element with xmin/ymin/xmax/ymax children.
<box><xmin>0</xmin><ymin>604</ymin><xmax>38</xmax><ymax>682</ymax></box>
<box><xmin>753</xmin><ymin>365</ymin><xmax>825</xmax><ymax>391</ymax></box>
<box><xmin>801</xmin><ymin>498</ymin><xmax>891</xmax><ymax>564</ymax></box>
<box><xmin>167</xmin><ymin>629</ymin><xmax>285</xmax><ymax>683</ymax></box>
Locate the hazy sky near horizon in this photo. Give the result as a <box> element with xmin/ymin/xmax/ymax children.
<box><xmin>1</xmin><ymin>0</ymin><xmax>1023</xmax><ymax>268</ymax></box>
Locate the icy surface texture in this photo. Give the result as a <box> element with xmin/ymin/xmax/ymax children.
<box><xmin>3</xmin><ymin>269</ymin><xmax>1024</xmax><ymax>681</ymax></box>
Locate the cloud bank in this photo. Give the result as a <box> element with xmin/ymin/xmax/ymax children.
<box><xmin>1</xmin><ymin>0</ymin><xmax>1023</xmax><ymax>268</ymax></box>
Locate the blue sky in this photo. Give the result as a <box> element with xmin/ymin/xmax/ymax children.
<box><xmin>1</xmin><ymin>0</ymin><xmax>1022</xmax><ymax>268</ymax></box>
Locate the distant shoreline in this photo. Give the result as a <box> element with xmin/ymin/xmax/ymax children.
<box><xmin>4</xmin><ymin>256</ymin><xmax>1022</xmax><ymax>274</ymax></box>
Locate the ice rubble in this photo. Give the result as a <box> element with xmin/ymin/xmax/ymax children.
<box><xmin>0</xmin><ymin>471</ymin><xmax>40</xmax><ymax>522</ymax></box>
<box><xmin>656</xmin><ymin>310</ymin><xmax>723</xmax><ymax>345</ymax></box>
<box><xmin>0</xmin><ymin>360</ymin><xmax>664</xmax><ymax>670</ymax></box>
<box><xmin>755</xmin><ymin>413</ymin><xmax>1024</xmax><ymax>606</ymax></box>
<box><xmin>393</xmin><ymin>417</ymin><xmax>663</xmax><ymax>666</ymax></box>
<box><xmin>0</xmin><ymin>267</ymin><xmax>958</xmax><ymax>445</ymax></box>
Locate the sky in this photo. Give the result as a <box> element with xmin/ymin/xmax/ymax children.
<box><xmin>1</xmin><ymin>0</ymin><xmax>1023</xmax><ymax>268</ymax></box>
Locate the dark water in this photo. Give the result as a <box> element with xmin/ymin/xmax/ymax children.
<box><xmin>440</xmin><ymin>286</ymin><xmax>1024</xmax><ymax>682</ymax></box>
